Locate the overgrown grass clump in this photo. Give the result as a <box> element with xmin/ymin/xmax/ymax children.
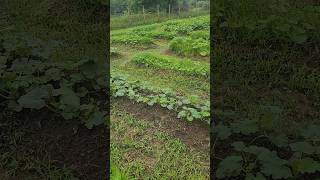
<box><xmin>132</xmin><ymin>53</ymin><xmax>209</xmax><ymax>76</ymax></box>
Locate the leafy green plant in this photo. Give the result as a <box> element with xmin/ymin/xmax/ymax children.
<box><xmin>111</xmin><ymin>74</ymin><xmax>210</xmax><ymax>123</ymax></box>
<box><xmin>214</xmin><ymin>119</ymin><xmax>320</xmax><ymax>179</ymax></box>
<box><xmin>111</xmin><ymin>162</ymin><xmax>128</xmax><ymax>180</ymax></box>
<box><xmin>132</xmin><ymin>53</ymin><xmax>209</xmax><ymax>77</ymax></box>
<box><xmin>0</xmin><ymin>34</ymin><xmax>108</xmax><ymax>129</ymax></box>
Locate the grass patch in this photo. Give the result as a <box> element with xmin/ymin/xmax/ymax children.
<box><xmin>111</xmin><ymin>105</ymin><xmax>209</xmax><ymax>179</ymax></box>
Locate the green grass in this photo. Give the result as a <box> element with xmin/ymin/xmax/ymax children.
<box><xmin>0</xmin><ymin>120</ymin><xmax>77</xmax><ymax>179</ymax></box>
<box><xmin>111</xmin><ymin>105</ymin><xmax>209</xmax><ymax>179</ymax></box>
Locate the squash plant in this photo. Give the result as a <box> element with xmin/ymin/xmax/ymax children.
<box><xmin>0</xmin><ymin>34</ymin><xmax>108</xmax><ymax>129</ymax></box>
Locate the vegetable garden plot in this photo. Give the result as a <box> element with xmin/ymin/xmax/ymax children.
<box><xmin>211</xmin><ymin>0</ymin><xmax>320</xmax><ymax>179</ymax></box>
<box><xmin>110</xmin><ymin>14</ymin><xmax>210</xmax><ymax>179</ymax></box>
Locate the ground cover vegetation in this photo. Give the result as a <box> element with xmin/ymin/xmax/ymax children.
<box><xmin>110</xmin><ymin>0</ymin><xmax>210</xmax><ymax>178</ymax></box>
<box><xmin>1</xmin><ymin>0</ymin><xmax>109</xmax><ymax>179</ymax></box>
<box><xmin>212</xmin><ymin>0</ymin><xmax>320</xmax><ymax>179</ymax></box>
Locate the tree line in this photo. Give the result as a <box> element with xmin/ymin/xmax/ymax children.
<box><xmin>110</xmin><ymin>0</ymin><xmax>209</xmax><ymax>14</ymax></box>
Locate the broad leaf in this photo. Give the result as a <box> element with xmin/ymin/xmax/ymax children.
<box><xmin>216</xmin><ymin>156</ymin><xmax>243</xmax><ymax>178</ymax></box>
<box><xmin>18</xmin><ymin>87</ymin><xmax>49</xmax><ymax>109</ymax></box>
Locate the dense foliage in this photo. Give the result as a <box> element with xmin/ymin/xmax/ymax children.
<box><xmin>0</xmin><ymin>34</ymin><xmax>108</xmax><ymax>129</ymax></box>
<box><xmin>110</xmin><ymin>0</ymin><xmax>209</xmax><ymax>14</ymax></box>
<box><xmin>214</xmin><ymin>120</ymin><xmax>320</xmax><ymax>179</ymax></box>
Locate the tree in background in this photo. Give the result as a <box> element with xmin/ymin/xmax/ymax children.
<box><xmin>109</xmin><ymin>0</ymin><xmax>209</xmax><ymax>14</ymax></box>
<box><xmin>182</xmin><ymin>0</ymin><xmax>190</xmax><ymax>11</ymax></box>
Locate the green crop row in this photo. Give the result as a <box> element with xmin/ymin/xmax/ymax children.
<box><xmin>169</xmin><ymin>37</ymin><xmax>210</xmax><ymax>57</ymax></box>
<box><xmin>111</xmin><ymin>162</ymin><xmax>128</xmax><ymax>180</ymax></box>
<box><xmin>132</xmin><ymin>53</ymin><xmax>209</xmax><ymax>77</ymax></box>
<box><xmin>111</xmin><ymin>74</ymin><xmax>210</xmax><ymax>123</ymax></box>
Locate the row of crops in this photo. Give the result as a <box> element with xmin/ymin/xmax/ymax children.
<box><xmin>111</xmin><ymin>16</ymin><xmax>210</xmax><ymax>122</ymax></box>
<box><xmin>111</xmin><ymin>15</ymin><xmax>210</xmax><ymax>58</ymax></box>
